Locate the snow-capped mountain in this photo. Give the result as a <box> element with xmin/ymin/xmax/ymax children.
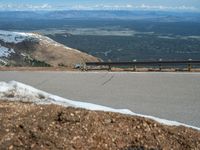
<box><xmin>0</xmin><ymin>30</ymin><xmax>99</xmax><ymax>67</ymax></box>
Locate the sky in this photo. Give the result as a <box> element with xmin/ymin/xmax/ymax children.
<box><xmin>0</xmin><ymin>0</ymin><xmax>200</xmax><ymax>12</ymax></box>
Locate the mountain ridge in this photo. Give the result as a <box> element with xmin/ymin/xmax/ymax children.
<box><xmin>0</xmin><ymin>10</ymin><xmax>200</xmax><ymax>22</ymax></box>
<box><xmin>0</xmin><ymin>30</ymin><xmax>99</xmax><ymax>67</ymax></box>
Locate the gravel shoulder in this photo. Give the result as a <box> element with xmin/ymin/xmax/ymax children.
<box><xmin>0</xmin><ymin>67</ymin><xmax>200</xmax><ymax>72</ymax></box>
<box><xmin>0</xmin><ymin>101</ymin><xmax>200</xmax><ymax>150</ymax></box>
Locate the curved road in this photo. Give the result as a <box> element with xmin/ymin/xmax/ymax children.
<box><xmin>0</xmin><ymin>71</ymin><xmax>200</xmax><ymax>127</ymax></box>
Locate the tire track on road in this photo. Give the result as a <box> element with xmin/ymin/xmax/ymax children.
<box><xmin>101</xmin><ymin>74</ymin><xmax>115</xmax><ymax>86</ymax></box>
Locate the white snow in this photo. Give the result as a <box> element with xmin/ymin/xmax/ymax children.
<box><xmin>0</xmin><ymin>30</ymin><xmax>31</xmax><ymax>44</ymax></box>
<box><xmin>0</xmin><ymin>59</ymin><xmax>7</xmax><ymax>65</ymax></box>
<box><xmin>0</xmin><ymin>81</ymin><xmax>199</xmax><ymax>131</ymax></box>
<box><xmin>0</xmin><ymin>44</ymin><xmax>15</xmax><ymax>57</ymax></box>
<box><xmin>0</xmin><ymin>30</ymin><xmax>81</xmax><ymax>53</ymax></box>
<box><xmin>0</xmin><ymin>30</ymin><xmax>53</xmax><ymax>44</ymax></box>
<box><xmin>0</xmin><ymin>30</ymin><xmax>57</xmax><ymax>45</ymax></box>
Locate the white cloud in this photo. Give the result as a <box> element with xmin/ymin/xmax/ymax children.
<box><xmin>0</xmin><ymin>3</ymin><xmax>52</xmax><ymax>11</ymax></box>
<box><xmin>0</xmin><ymin>3</ymin><xmax>198</xmax><ymax>12</ymax></box>
<box><xmin>69</xmin><ymin>4</ymin><xmax>199</xmax><ymax>12</ymax></box>
<box><xmin>136</xmin><ymin>4</ymin><xmax>198</xmax><ymax>11</ymax></box>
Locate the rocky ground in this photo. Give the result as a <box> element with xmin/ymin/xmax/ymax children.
<box><xmin>1</xmin><ymin>66</ymin><xmax>200</xmax><ymax>72</ymax></box>
<box><xmin>0</xmin><ymin>67</ymin><xmax>75</xmax><ymax>71</ymax></box>
<box><xmin>0</xmin><ymin>101</ymin><xmax>200</xmax><ymax>150</ymax></box>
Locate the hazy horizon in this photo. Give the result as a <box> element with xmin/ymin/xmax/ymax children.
<box><xmin>0</xmin><ymin>0</ymin><xmax>200</xmax><ymax>12</ymax></box>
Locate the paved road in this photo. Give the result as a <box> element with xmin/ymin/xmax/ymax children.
<box><xmin>0</xmin><ymin>71</ymin><xmax>200</xmax><ymax>127</ymax></box>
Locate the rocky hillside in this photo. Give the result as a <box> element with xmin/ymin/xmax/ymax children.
<box><xmin>0</xmin><ymin>30</ymin><xmax>99</xmax><ymax>67</ymax></box>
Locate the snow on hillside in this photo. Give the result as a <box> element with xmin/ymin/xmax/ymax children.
<box><xmin>0</xmin><ymin>30</ymin><xmax>56</xmax><ymax>44</ymax></box>
<box><xmin>0</xmin><ymin>81</ymin><xmax>199</xmax><ymax>131</ymax></box>
<box><xmin>0</xmin><ymin>30</ymin><xmax>80</xmax><ymax>53</ymax></box>
<box><xmin>0</xmin><ymin>44</ymin><xmax>15</xmax><ymax>57</ymax></box>
<box><xmin>0</xmin><ymin>30</ymin><xmax>31</xmax><ymax>44</ymax></box>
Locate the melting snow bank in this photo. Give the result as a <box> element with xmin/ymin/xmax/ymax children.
<box><xmin>0</xmin><ymin>81</ymin><xmax>199</xmax><ymax>131</ymax></box>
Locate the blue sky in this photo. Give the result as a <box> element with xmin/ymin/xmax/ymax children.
<box><xmin>0</xmin><ymin>0</ymin><xmax>200</xmax><ymax>11</ymax></box>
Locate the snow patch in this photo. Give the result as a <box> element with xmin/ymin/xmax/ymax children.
<box><xmin>0</xmin><ymin>30</ymin><xmax>81</xmax><ymax>53</ymax></box>
<box><xmin>0</xmin><ymin>81</ymin><xmax>199</xmax><ymax>131</ymax></box>
<box><xmin>0</xmin><ymin>30</ymin><xmax>50</xmax><ymax>44</ymax></box>
<box><xmin>0</xmin><ymin>44</ymin><xmax>15</xmax><ymax>57</ymax></box>
<box><xmin>0</xmin><ymin>30</ymin><xmax>31</xmax><ymax>44</ymax></box>
<box><xmin>0</xmin><ymin>59</ymin><xmax>7</xmax><ymax>65</ymax></box>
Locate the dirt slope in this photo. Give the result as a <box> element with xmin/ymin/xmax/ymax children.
<box><xmin>31</xmin><ymin>37</ymin><xmax>99</xmax><ymax>67</ymax></box>
<box><xmin>0</xmin><ymin>101</ymin><xmax>199</xmax><ymax>150</ymax></box>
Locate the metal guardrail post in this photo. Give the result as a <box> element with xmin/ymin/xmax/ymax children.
<box><xmin>85</xmin><ymin>60</ymin><xmax>200</xmax><ymax>71</ymax></box>
<box><xmin>188</xmin><ymin>63</ymin><xmax>192</xmax><ymax>72</ymax></box>
<box><xmin>188</xmin><ymin>59</ymin><xmax>192</xmax><ymax>72</ymax></box>
<box><xmin>133</xmin><ymin>65</ymin><xmax>137</xmax><ymax>71</ymax></box>
<box><xmin>108</xmin><ymin>65</ymin><xmax>111</xmax><ymax>71</ymax></box>
<box><xmin>159</xmin><ymin>64</ymin><xmax>162</xmax><ymax>71</ymax></box>
<box><xmin>159</xmin><ymin>59</ymin><xmax>162</xmax><ymax>71</ymax></box>
<box><xmin>133</xmin><ymin>60</ymin><xmax>137</xmax><ymax>72</ymax></box>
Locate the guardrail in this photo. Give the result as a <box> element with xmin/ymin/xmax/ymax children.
<box><xmin>84</xmin><ymin>60</ymin><xmax>200</xmax><ymax>71</ymax></box>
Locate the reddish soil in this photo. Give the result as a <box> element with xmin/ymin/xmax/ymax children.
<box><xmin>0</xmin><ymin>66</ymin><xmax>200</xmax><ymax>72</ymax></box>
<box><xmin>0</xmin><ymin>101</ymin><xmax>200</xmax><ymax>150</ymax></box>
<box><xmin>0</xmin><ymin>67</ymin><xmax>75</xmax><ymax>71</ymax></box>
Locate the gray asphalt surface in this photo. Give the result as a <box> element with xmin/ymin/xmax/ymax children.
<box><xmin>0</xmin><ymin>71</ymin><xmax>200</xmax><ymax>127</ymax></box>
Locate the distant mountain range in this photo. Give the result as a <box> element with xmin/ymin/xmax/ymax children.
<box><xmin>0</xmin><ymin>10</ymin><xmax>200</xmax><ymax>22</ymax></box>
<box><xmin>0</xmin><ymin>30</ymin><xmax>99</xmax><ymax>67</ymax></box>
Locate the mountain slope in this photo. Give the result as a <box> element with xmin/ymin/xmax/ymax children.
<box><xmin>0</xmin><ymin>30</ymin><xmax>99</xmax><ymax>67</ymax></box>
<box><xmin>0</xmin><ymin>11</ymin><xmax>200</xmax><ymax>22</ymax></box>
